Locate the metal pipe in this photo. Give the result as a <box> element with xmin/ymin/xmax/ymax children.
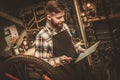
<box><xmin>73</xmin><ymin>0</ymin><xmax>88</xmax><ymax>48</ymax></box>
<box><xmin>73</xmin><ymin>0</ymin><xmax>93</xmax><ymax>66</ymax></box>
<box><xmin>0</xmin><ymin>11</ymin><xmax>24</xmax><ymax>27</ymax></box>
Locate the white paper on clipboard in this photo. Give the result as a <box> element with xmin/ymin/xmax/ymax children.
<box><xmin>74</xmin><ymin>41</ymin><xmax>100</xmax><ymax>63</ymax></box>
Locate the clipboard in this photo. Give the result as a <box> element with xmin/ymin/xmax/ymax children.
<box><xmin>74</xmin><ymin>41</ymin><xmax>100</xmax><ymax>63</ymax></box>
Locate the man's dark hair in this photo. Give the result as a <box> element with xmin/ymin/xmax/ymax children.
<box><xmin>46</xmin><ymin>0</ymin><xmax>65</xmax><ymax>14</ymax></box>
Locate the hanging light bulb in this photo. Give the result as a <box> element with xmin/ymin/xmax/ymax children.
<box><xmin>82</xmin><ymin>0</ymin><xmax>96</xmax><ymax>11</ymax></box>
<box><xmin>82</xmin><ymin>0</ymin><xmax>96</xmax><ymax>17</ymax></box>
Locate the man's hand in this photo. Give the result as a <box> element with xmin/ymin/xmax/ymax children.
<box><xmin>79</xmin><ymin>47</ymin><xmax>86</xmax><ymax>53</ymax></box>
<box><xmin>59</xmin><ymin>55</ymin><xmax>72</xmax><ymax>66</ymax></box>
<box><xmin>75</xmin><ymin>40</ymin><xmax>86</xmax><ymax>53</ymax></box>
<box><xmin>75</xmin><ymin>40</ymin><xmax>85</xmax><ymax>46</ymax></box>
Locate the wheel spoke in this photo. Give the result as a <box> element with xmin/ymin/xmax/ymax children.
<box><xmin>13</xmin><ymin>63</ymin><xmax>24</xmax><ymax>79</ymax></box>
<box><xmin>5</xmin><ymin>72</ymin><xmax>20</xmax><ymax>80</ymax></box>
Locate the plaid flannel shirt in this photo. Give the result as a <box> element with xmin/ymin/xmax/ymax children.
<box><xmin>35</xmin><ymin>23</ymin><xmax>81</xmax><ymax>67</ymax></box>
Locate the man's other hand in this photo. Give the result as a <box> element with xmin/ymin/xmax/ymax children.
<box><xmin>60</xmin><ymin>55</ymin><xmax>72</xmax><ymax>66</ymax></box>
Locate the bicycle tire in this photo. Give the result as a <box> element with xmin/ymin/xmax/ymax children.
<box><xmin>1</xmin><ymin>55</ymin><xmax>69</xmax><ymax>80</ymax></box>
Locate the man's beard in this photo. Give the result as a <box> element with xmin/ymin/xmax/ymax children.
<box><xmin>51</xmin><ymin>20</ymin><xmax>63</xmax><ymax>30</ymax></box>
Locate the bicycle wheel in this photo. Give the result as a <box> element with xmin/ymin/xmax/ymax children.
<box><xmin>0</xmin><ymin>55</ymin><xmax>68</xmax><ymax>80</ymax></box>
